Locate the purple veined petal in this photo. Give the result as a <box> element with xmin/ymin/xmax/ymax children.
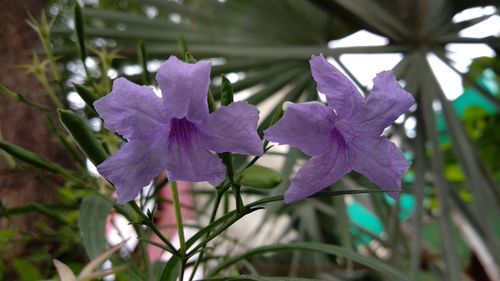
<box><xmin>285</xmin><ymin>132</ymin><xmax>351</xmax><ymax>204</ymax></box>
<box><xmin>97</xmin><ymin>135</ymin><xmax>168</xmax><ymax>204</ymax></box>
<box><xmin>165</xmin><ymin>118</ymin><xmax>226</xmax><ymax>186</ymax></box>
<box><xmin>309</xmin><ymin>54</ymin><xmax>364</xmax><ymax>118</ymax></box>
<box><xmin>156</xmin><ymin>56</ymin><xmax>211</xmax><ymax>123</ymax></box>
<box><xmin>197</xmin><ymin>101</ymin><xmax>263</xmax><ymax>156</ymax></box>
<box><xmin>264</xmin><ymin>102</ymin><xmax>336</xmax><ymax>156</ymax></box>
<box><xmin>350</xmin><ymin>136</ymin><xmax>411</xmax><ymax>200</ymax></box>
<box><xmin>94</xmin><ymin>78</ymin><xmax>167</xmax><ymax>140</ymax></box>
<box><xmin>358</xmin><ymin>71</ymin><xmax>415</xmax><ymax>135</ymax></box>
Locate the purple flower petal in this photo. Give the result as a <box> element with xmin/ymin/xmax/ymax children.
<box><xmin>197</xmin><ymin>101</ymin><xmax>263</xmax><ymax>155</ymax></box>
<box><xmin>350</xmin><ymin>136</ymin><xmax>410</xmax><ymax>199</ymax></box>
<box><xmin>165</xmin><ymin>118</ymin><xmax>226</xmax><ymax>185</ymax></box>
<box><xmin>358</xmin><ymin>71</ymin><xmax>415</xmax><ymax>135</ymax></box>
<box><xmin>94</xmin><ymin>78</ymin><xmax>166</xmax><ymax>140</ymax></box>
<box><xmin>285</xmin><ymin>134</ymin><xmax>351</xmax><ymax>204</ymax></box>
<box><xmin>310</xmin><ymin>54</ymin><xmax>364</xmax><ymax>118</ymax></box>
<box><xmin>156</xmin><ymin>56</ymin><xmax>211</xmax><ymax>123</ymax></box>
<box><xmin>264</xmin><ymin>102</ymin><xmax>336</xmax><ymax>156</ymax></box>
<box><xmin>97</xmin><ymin>136</ymin><xmax>168</xmax><ymax>204</ymax></box>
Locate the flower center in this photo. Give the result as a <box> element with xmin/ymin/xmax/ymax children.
<box><xmin>332</xmin><ymin>118</ymin><xmax>354</xmax><ymax>144</ymax></box>
<box><xmin>169</xmin><ymin>118</ymin><xmax>196</xmax><ymax>145</ymax></box>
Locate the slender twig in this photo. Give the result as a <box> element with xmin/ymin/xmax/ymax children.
<box><xmin>188</xmin><ymin>189</ymin><xmax>224</xmax><ymax>281</ymax></box>
<box><xmin>171</xmin><ymin>181</ymin><xmax>187</xmax><ymax>280</ymax></box>
<box><xmin>128</xmin><ymin>202</ymin><xmax>179</xmax><ymax>256</ymax></box>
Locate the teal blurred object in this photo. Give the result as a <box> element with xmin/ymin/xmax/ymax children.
<box><xmin>436</xmin><ymin>69</ymin><xmax>499</xmax><ymax>143</ymax></box>
<box><xmin>348</xmin><ymin>194</ymin><xmax>416</xmax><ymax>248</ymax></box>
<box><xmin>347</xmin><ymin>200</ymin><xmax>384</xmax><ymax>247</ymax></box>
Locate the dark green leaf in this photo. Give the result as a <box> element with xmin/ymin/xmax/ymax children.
<box><xmin>73</xmin><ymin>84</ymin><xmax>100</xmax><ymax>113</ymax></box>
<box><xmin>58</xmin><ymin>109</ymin><xmax>108</xmax><ymax>165</ymax></box>
<box><xmin>220</xmin><ymin>75</ymin><xmax>234</xmax><ymax>106</ymax></box>
<box><xmin>137</xmin><ymin>40</ymin><xmax>152</xmax><ymax>85</ymax></box>
<box><xmin>73</xmin><ymin>3</ymin><xmax>87</xmax><ymax>61</ymax></box>
<box><xmin>159</xmin><ymin>256</ymin><xmax>180</xmax><ymax>281</ymax></box>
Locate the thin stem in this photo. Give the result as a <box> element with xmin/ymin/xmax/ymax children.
<box><xmin>129</xmin><ymin>201</ymin><xmax>180</xmax><ymax>256</ymax></box>
<box><xmin>137</xmin><ymin>226</ymin><xmax>152</xmax><ymax>279</ymax></box>
<box><xmin>231</xmin><ymin>184</ymin><xmax>244</xmax><ymax>214</ymax></box>
<box><xmin>188</xmin><ymin>190</ymin><xmax>224</xmax><ymax>281</ymax></box>
<box><xmin>171</xmin><ymin>181</ymin><xmax>187</xmax><ymax>254</ymax></box>
<box><xmin>240</xmin><ymin>143</ymin><xmax>272</xmax><ymax>172</ymax></box>
<box><xmin>82</xmin><ymin>62</ymin><xmax>100</xmax><ymax>94</ymax></box>
<box><xmin>171</xmin><ymin>181</ymin><xmax>187</xmax><ymax>280</ymax></box>
<box><xmin>37</xmin><ymin>73</ymin><xmax>63</xmax><ymax>108</ymax></box>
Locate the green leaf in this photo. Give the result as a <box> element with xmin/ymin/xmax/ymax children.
<box><xmin>78</xmin><ymin>195</ymin><xmax>113</xmax><ymax>259</ymax></box>
<box><xmin>13</xmin><ymin>260</ymin><xmax>43</xmax><ymax>281</ymax></box>
<box><xmin>0</xmin><ymin>140</ymin><xmax>77</xmax><ymax>180</ymax></box>
<box><xmin>159</xmin><ymin>256</ymin><xmax>180</xmax><ymax>281</ymax></box>
<box><xmin>220</xmin><ymin>75</ymin><xmax>234</xmax><ymax>106</ymax></box>
<box><xmin>58</xmin><ymin>109</ymin><xmax>108</xmax><ymax>165</ymax></box>
<box><xmin>137</xmin><ymin>40</ymin><xmax>152</xmax><ymax>85</ymax></box>
<box><xmin>73</xmin><ymin>84</ymin><xmax>100</xmax><ymax>113</ymax></box>
<box><xmin>239</xmin><ymin>165</ymin><xmax>282</xmax><ymax>189</ymax></box>
<box><xmin>206</xmin><ymin>242</ymin><xmax>410</xmax><ymax>281</ymax></box>
<box><xmin>73</xmin><ymin>3</ymin><xmax>87</xmax><ymax>61</ymax></box>
<box><xmin>208</xmin><ymin>89</ymin><xmax>217</xmax><ymax>113</ymax></box>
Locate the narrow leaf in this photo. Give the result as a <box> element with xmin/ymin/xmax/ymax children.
<box><xmin>0</xmin><ymin>140</ymin><xmax>74</xmax><ymax>177</ymax></box>
<box><xmin>58</xmin><ymin>109</ymin><xmax>108</xmax><ymax>165</ymax></box>
<box><xmin>206</xmin><ymin>242</ymin><xmax>410</xmax><ymax>281</ymax></box>
<box><xmin>220</xmin><ymin>75</ymin><xmax>234</xmax><ymax>106</ymax></box>
<box><xmin>73</xmin><ymin>84</ymin><xmax>100</xmax><ymax>113</ymax></box>
<box><xmin>73</xmin><ymin>3</ymin><xmax>87</xmax><ymax>61</ymax></box>
<box><xmin>159</xmin><ymin>256</ymin><xmax>180</xmax><ymax>281</ymax></box>
<box><xmin>137</xmin><ymin>40</ymin><xmax>152</xmax><ymax>85</ymax></box>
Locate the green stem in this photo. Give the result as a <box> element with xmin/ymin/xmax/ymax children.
<box><xmin>137</xmin><ymin>226</ymin><xmax>152</xmax><ymax>279</ymax></box>
<box><xmin>188</xmin><ymin>190</ymin><xmax>224</xmax><ymax>281</ymax></box>
<box><xmin>231</xmin><ymin>184</ymin><xmax>244</xmax><ymax>214</ymax></box>
<box><xmin>129</xmin><ymin>202</ymin><xmax>180</xmax><ymax>256</ymax></box>
<box><xmin>171</xmin><ymin>181</ymin><xmax>187</xmax><ymax>280</ymax></box>
<box><xmin>82</xmin><ymin>62</ymin><xmax>100</xmax><ymax>94</ymax></box>
<box><xmin>38</xmin><ymin>74</ymin><xmax>63</xmax><ymax>108</ymax></box>
<box><xmin>41</xmin><ymin>37</ymin><xmax>67</xmax><ymax>96</ymax></box>
<box><xmin>171</xmin><ymin>181</ymin><xmax>186</xmax><ymax>254</ymax></box>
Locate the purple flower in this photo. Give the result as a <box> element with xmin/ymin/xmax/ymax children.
<box><xmin>94</xmin><ymin>56</ymin><xmax>263</xmax><ymax>204</ymax></box>
<box><xmin>264</xmin><ymin>55</ymin><xmax>415</xmax><ymax>204</ymax></box>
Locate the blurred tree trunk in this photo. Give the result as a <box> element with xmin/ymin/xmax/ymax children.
<box><xmin>0</xmin><ymin>0</ymin><xmax>72</xmax><ymax>268</ymax></box>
